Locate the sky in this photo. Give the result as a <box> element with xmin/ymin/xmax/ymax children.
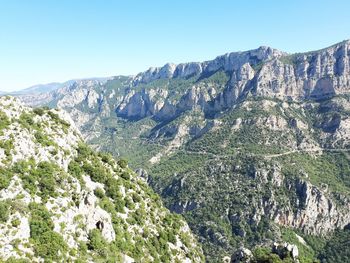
<box><xmin>0</xmin><ymin>0</ymin><xmax>349</xmax><ymax>92</ymax></box>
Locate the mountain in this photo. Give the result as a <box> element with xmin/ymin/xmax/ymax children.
<box><xmin>0</xmin><ymin>96</ymin><xmax>204</xmax><ymax>262</ymax></box>
<box><xmin>1</xmin><ymin>77</ymin><xmax>110</xmax><ymax>98</ymax></box>
<box><xmin>1</xmin><ymin>82</ymin><xmax>65</xmax><ymax>97</ymax></box>
<box><xmin>18</xmin><ymin>40</ymin><xmax>350</xmax><ymax>262</ymax></box>
<box><xmin>14</xmin><ymin>82</ymin><xmax>64</xmax><ymax>95</ymax></box>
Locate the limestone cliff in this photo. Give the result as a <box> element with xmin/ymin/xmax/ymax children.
<box><xmin>14</xmin><ymin>40</ymin><xmax>350</xmax><ymax>262</ymax></box>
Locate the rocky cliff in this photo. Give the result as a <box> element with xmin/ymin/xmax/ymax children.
<box><xmin>16</xmin><ymin>40</ymin><xmax>350</xmax><ymax>262</ymax></box>
<box><xmin>0</xmin><ymin>96</ymin><xmax>203</xmax><ymax>262</ymax></box>
<box><xmin>20</xmin><ymin>40</ymin><xmax>350</xmax><ymax>122</ymax></box>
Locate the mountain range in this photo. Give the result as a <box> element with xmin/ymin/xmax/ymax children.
<box><xmin>3</xmin><ymin>39</ymin><xmax>350</xmax><ymax>262</ymax></box>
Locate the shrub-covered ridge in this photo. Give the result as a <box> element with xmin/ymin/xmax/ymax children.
<box><xmin>0</xmin><ymin>96</ymin><xmax>204</xmax><ymax>262</ymax></box>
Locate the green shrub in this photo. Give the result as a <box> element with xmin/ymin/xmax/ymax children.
<box><xmin>76</xmin><ymin>143</ymin><xmax>94</xmax><ymax>159</ymax></box>
<box><xmin>20</xmin><ymin>172</ymin><xmax>37</xmax><ymax>195</ymax></box>
<box><xmin>4</xmin><ymin>257</ymin><xmax>30</xmax><ymax>263</ymax></box>
<box><xmin>29</xmin><ymin>203</ymin><xmax>67</xmax><ymax>261</ymax></box>
<box><xmin>99</xmin><ymin>197</ymin><xmax>115</xmax><ymax>214</ymax></box>
<box><xmin>68</xmin><ymin>160</ymin><xmax>83</xmax><ymax>181</ymax></box>
<box><xmin>132</xmin><ymin>193</ymin><xmax>141</xmax><ymax>203</ymax></box>
<box><xmin>100</xmin><ymin>152</ymin><xmax>114</xmax><ymax>165</ymax></box>
<box><xmin>29</xmin><ymin>203</ymin><xmax>54</xmax><ymax>238</ymax></box>
<box><xmin>94</xmin><ymin>187</ymin><xmax>105</xmax><ymax>199</ymax></box>
<box><xmin>30</xmin><ymin>161</ymin><xmax>60</xmax><ymax>199</ymax></box>
<box><xmin>18</xmin><ymin>113</ymin><xmax>35</xmax><ymax>130</ymax></box>
<box><xmin>12</xmin><ymin>160</ymin><xmax>32</xmax><ymax>174</ymax></box>
<box><xmin>34</xmin><ymin>131</ymin><xmax>56</xmax><ymax>147</ymax></box>
<box><xmin>78</xmin><ymin>241</ymin><xmax>88</xmax><ymax>255</ymax></box>
<box><xmin>252</xmin><ymin>246</ymin><xmax>296</xmax><ymax>263</ymax></box>
<box><xmin>33</xmin><ymin>108</ymin><xmax>45</xmax><ymax>116</ymax></box>
<box><xmin>117</xmin><ymin>159</ymin><xmax>128</xmax><ymax>169</ymax></box>
<box><xmin>0</xmin><ymin>168</ymin><xmax>12</xmax><ymax>190</ymax></box>
<box><xmin>87</xmin><ymin>229</ymin><xmax>107</xmax><ymax>256</ymax></box>
<box><xmin>120</xmin><ymin>171</ymin><xmax>130</xmax><ymax>180</ymax></box>
<box><xmin>33</xmin><ymin>231</ymin><xmax>68</xmax><ymax>261</ymax></box>
<box><xmin>0</xmin><ymin>139</ymin><xmax>14</xmax><ymax>157</ymax></box>
<box><xmin>0</xmin><ymin>200</ymin><xmax>10</xmax><ymax>222</ymax></box>
<box><xmin>125</xmin><ymin>197</ymin><xmax>135</xmax><ymax>210</ymax></box>
<box><xmin>319</xmin><ymin>228</ymin><xmax>350</xmax><ymax>263</ymax></box>
<box><xmin>0</xmin><ymin>110</ymin><xmax>10</xmax><ymax>131</ymax></box>
<box><xmin>48</xmin><ymin>111</ymin><xmax>70</xmax><ymax>131</ymax></box>
<box><xmin>83</xmin><ymin>162</ymin><xmax>108</xmax><ymax>183</ymax></box>
<box><xmin>168</xmin><ymin>231</ymin><xmax>177</xmax><ymax>244</ymax></box>
<box><xmin>10</xmin><ymin>200</ymin><xmax>28</xmax><ymax>215</ymax></box>
<box><xmin>11</xmin><ymin>218</ymin><xmax>21</xmax><ymax>227</ymax></box>
<box><xmin>105</xmin><ymin>178</ymin><xmax>121</xmax><ymax>199</ymax></box>
<box><xmin>114</xmin><ymin>199</ymin><xmax>125</xmax><ymax>213</ymax></box>
<box><xmin>38</xmin><ymin>174</ymin><xmax>56</xmax><ymax>199</ymax></box>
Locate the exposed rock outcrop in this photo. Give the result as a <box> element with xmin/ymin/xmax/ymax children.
<box><xmin>0</xmin><ymin>96</ymin><xmax>204</xmax><ymax>262</ymax></box>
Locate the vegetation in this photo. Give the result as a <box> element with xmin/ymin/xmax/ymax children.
<box><xmin>34</xmin><ymin>130</ymin><xmax>57</xmax><ymax>147</ymax></box>
<box><xmin>279</xmin><ymin>152</ymin><xmax>350</xmax><ymax>194</ymax></box>
<box><xmin>253</xmin><ymin>247</ymin><xmax>294</xmax><ymax>263</ymax></box>
<box><xmin>318</xmin><ymin>228</ymin><xmax>350</xmax><ymax>263</ymax></box>
<box><xmin>65</xmin><ymin>144</ymin><xmax>203</xmax><ymax>262</ymax></box>
<box><xmin>47</xmin><ymin>111</ymin><xmax>70</xmax><ymax>133</ymax></box>
<box><xmin>0</xmin><ymin>110</ymin><xmax>10</xmax><ymax>132</ymax></box>
<box><xmin>29</xmin><ymin>203</ymin><xmax>68</xmax><ymax>261</ymax></box>
<box><xmin>0</xmin><ymin>97</ymin><xmax>204</xmax><ymax>262</ymax></box>
<box><xmin>18</xmin><ymin>161</ymin><xmax>63</xmax><ymax>200</ymax></box>
<box><xmin>18</xmin><ymin>112</ymin><xmax>37</xmax><ymax>130</ymax></box>
<box><xmin>0</xmin><ymin>167</ymin><xmax>12</xmax><ymax>190</ymax></box>
<box><xmin>0</xmin><ymin>200</ymin><xmax>10</xmax><ymax>223</ymax></box>
<box><xmin>280</xmin><ymin>228</ymin><xmax>318</xmax><ymax>263</ymax></box>
<box><xmin>0</xmin><ymin>138</ymin><xmax>14</xmax><ymax>158</ymax></box>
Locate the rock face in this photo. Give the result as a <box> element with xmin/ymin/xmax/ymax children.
<box><xmin>132</xmin><ymin>46</ymin><xmax>284</xmax><ymax>84</ymax></box>
<box><xmin>274</xmin><ymin>179</ymin><xmax>350</xmax><ymax>234</ymax></box>
<box><xmin>19</xmin><ymin>40</ymin><xmax>350</xmax><ymax>125</ymax></box>
<box><xmin>14</xmin><ymin>40</ymin><xmax>350</xmax><ymax>261</ymax></box>
<box><xmin>230</xmin><ymin>247</ymin><xmax>253</xmax><ymax>263</ymax></box>
<box><xmin>230</xmin><ymin>243</ymin><xmax>300</xmax><ymax>263</ymax></box>
<box><xmin>127</xmin><ymin>40</ymin><xmax>350</xmax><ymax>117</ymax></box>
<box><xmin>11</xmin><ymin>41</ymin><xmax>344</xmax><ymax>125</ymax></box>
<box><xmin>0</xmin><ymin>96</ymin><xmax>203</xmax><ymax>262</ymax></box>
<box><xmin>272</xmin><ymin>242</ymin><xmax>299</xmax><ymax>261</ymax></box>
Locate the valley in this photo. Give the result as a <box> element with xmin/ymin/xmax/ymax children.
<box><xmin>4</xmin><ymin>39</ymin><xmax>350</xmax><ymax>262</ymax></box>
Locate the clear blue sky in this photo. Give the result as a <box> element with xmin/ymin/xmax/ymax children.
<box><xmin>1</xmin><ymin>0</ymin><xmax>349</xmax><ymax>91</ymax></box>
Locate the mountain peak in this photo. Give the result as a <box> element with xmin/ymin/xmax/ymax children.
<box><xmin>133</xmin><ymin>46</ymin><xmax>286</xmax><ymax>85</ymax></box>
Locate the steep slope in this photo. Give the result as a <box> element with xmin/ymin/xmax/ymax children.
<box><xmin>0</xmin><ymin>96</ymin><xmax>203</xmax><ymax>262</ymax></box>
<box><xmin>17</xmin><ymin>40</ymin><xmax>350</xmax><ymax>262</ymax></box>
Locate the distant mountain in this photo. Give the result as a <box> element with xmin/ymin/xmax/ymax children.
<box><xmin>2</xmin><ymin>77</ymin><xmax>110</xmax><ymax>96</ymax></box>
<box><xmin>0</xmin><ymin>82</ymin><xmax>65</xmax><ymax>96</ymax></box>
<box><xmin>17</xmin><ymin>40</ymin><xmax>350</xmax><ymax>262</ymax></box>
<box><xmin>14</xmin><ymin>82</ymin><xmax>65</xmax><ymax>95</ymax></box>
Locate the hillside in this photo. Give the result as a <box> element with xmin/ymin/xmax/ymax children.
<box><xmin>0</xmin><ymin>96</ymin><xmax>204</xmax><ymax>262</ymax></box>
<box><xmin>17</xmin><ymin>40</ymin><xmax>350</xmax><ymax>262</ymax></box>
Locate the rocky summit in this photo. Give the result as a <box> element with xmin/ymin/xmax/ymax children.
<box><xmin>14</xmin><ymin>40</ymin><xmax>350</xmax><ymax>262</ymax></box>
<box><xmin>0</xmin><ymin>96</ymin><xmax>203</xmax><ymax>262</ymax></box>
